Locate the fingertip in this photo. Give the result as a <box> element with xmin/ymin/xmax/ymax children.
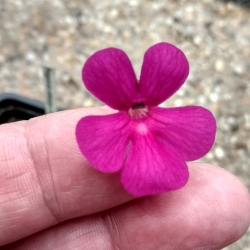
<box><xmin>188</xmin><ymin>163</ymin><xmax>250</xmax><ymax>244</ymax></box>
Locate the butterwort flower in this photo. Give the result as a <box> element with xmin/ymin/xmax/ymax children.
<box><xmin>76</xmin><ymin>42</ymin><xmax>216</xmax><ymax>197</ymax></box>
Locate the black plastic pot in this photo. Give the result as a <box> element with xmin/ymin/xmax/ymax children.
<box><xmin>0</xmin><ymin>93</ymin><xmax>45</xmax><ymax>124</ymax></box>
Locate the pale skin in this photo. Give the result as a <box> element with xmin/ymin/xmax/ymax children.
<box><xmin>0</xmin><ymin>107</ymin><xmax>250</xmax><ymax>250</ymax></box>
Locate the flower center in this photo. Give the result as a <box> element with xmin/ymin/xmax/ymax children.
<box><xmin>128</xmin><ymin>102</ymin><xmax>148</xmax><ymax>119</ymax></box>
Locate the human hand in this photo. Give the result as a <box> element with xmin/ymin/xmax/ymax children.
<box><xmin>0</xmin><ymin>107</ymin><xmax>249</xmax><ymax>250</ymax></box>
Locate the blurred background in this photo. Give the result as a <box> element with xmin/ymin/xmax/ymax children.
<box><xmin>0</xmin><ymin>0</ymin><xmax>249</xmax><ymax>248</ymax></box>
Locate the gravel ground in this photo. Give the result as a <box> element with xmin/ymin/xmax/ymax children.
<box><xmin>0</xmin><ymin>0</ymin><xmax>250</xmax><ymax>249</ymax></box>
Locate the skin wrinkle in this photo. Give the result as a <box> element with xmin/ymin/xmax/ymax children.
<box><xmin>101</xmin><ymin>213</ymin><xmax>122</xmax><ymax>250</ymax></box>
<box><xmin>3</xmin><ymin>205</ymin><xmax>46</xmax><ymax>241</ymax></box>
<box><xmin>56</xmin><ymin>225</ymin><xmax>95</xmax><ymax>250</ymax></box>
<box><xmin>0</xmin><ymin>193</ymin><xmax>30</xmax><ymax>231</ymax></box>
<box><xmin>60</xmin><ymin>218</ymin><xmax>108</xmax><ymax>250</ymax></box>
<box><xmin>0</xmin><ymin>170</ymin><xmax>28</xmax><ymax>187</ymax></box>
<box><xmin>1</xmin><ymin>203</ymin><xmax>29</xmax><ymax>217</ymax></box>
<box><xmin>1</xmin><ymin>215</ymin><xmax>22</xmax><ymax>224</ymax></box>
<box><xmin>0</xmin><ymin>123</ymin><xmax>41</xmax><ymax>242</ymax></box>
<box><xmin>0</xmin><ymin>154</ymin><xmax>15</xmax><ymax>164</ymax></box>
<box><xmin>0</xmin><ymin>139</ymin><xmax>20</xmax><ymax>181</ymax></box>
<box><xmin>112</xmin><ymin>199</ymin><xmax>168</xmax><ymax>249</ymax></box>
<box><xmin>24</xmin><ymin>120</ymin><xmax>61</xmax><ymax>224</ymax></box>
<box><xmin>72</xmin><ymin>228</ymin><xmax>97</xmax><ymax>247</ymax></box>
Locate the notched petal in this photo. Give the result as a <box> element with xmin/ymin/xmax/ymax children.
<box><xmin>82</xmin><ymin>48</ymin><xmax>138</xmax><ymax>111</ymax></box>
<box><xmin>139</xmin><ymin>42</ymin><xmax>189</xmax><ymax>106</ymax></box>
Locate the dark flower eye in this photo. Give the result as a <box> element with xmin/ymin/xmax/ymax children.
<box><xmin>132</xmin><ymin>102</ymin><xmax>146</xmax><ymax>110</ymax></box>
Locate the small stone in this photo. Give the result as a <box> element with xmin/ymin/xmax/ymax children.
<box><xmin>110</xmin><ymin>9</ymin><xmax>119</xmax><ymax>18</ymax></box>
<box><xmin>0</xmin><ymin>55</ymin><xmax>5</xmax><ymax>63</ymax></box>
<box><xmin>159</xmin><ymin>102</ymin><xmax>167</xmax><ymax>108</ymax></box>
<box><xmin>129</xmin><ymin>0</ymin><xmax>139</xmax><ymax>6</ymax></box>
<box><xmin>214</xmin><ymin>60</ymin><xmax>225</xmax><ymax>72</ymax></box>
<box><xmin>227</xmin><ymin>116</ymin><xmax>239</xmax><ymax>132</ymax></box>
<box><xmin>83</xmin><ymin>99</ymin><xmax>94</xmax><ymax>107</ymax></box>
<box><xmin>235</xmin><ymin>142</ymin><xmax>247</xmax><ymax>150</ymax></box>
<box><xmin>209</xmin><ymin>93</ymin><xmax>219</xmax><ymax>102</ymax></box>
<box><xmin>152</xmin><ymin>2</ymin><xmax>160</xmax><ymax>10</ymax></box>
<box><xmin>206</xmin><ymin>152</ymin><xmax>214</xmax><ymax>160</ymax></box>
<box><xmin>215</xmin><ymin>147</ymin><xmax>225</xmax><ymax>159</ymax></box>
<box><xmin>61</xmin><ymin>73</ymin><xmax>70</xmax><ymax>83</ymax></box>
<box><xmin>103</xmin><ymin>25</ymin><xmax>112</xmax><ymax>33</ymax></box>
<box><xmin>198</xmin><ymin>96</ymin><xmax>207</xmax><ymax>105</ymax></box>
<box><xmin>165</xmin><ymin>17</ymin><xmax>173</xmax><ymax>26</ymax></box>
<box><xmin>174</xmin><ymin>99</ymin><xmax>183</xmax><ymax>106</ymax></box>
<box><xmin>193</xmin><ymin>35</ymin><xmax>202</xmax><ymax>45</ymax></box>
<box><xmin>176</xmin><ymin>88</ymin><xmax>185</xmax><ymax>97</ymax></box>
<box><xmin>65</xmin><ymin>16</ymin><xmax>74</xmax><ymax>25</ymax></box>
<box><xmin>25</xmin><ymin>51</ymin><xmax>36</xmax><ymax>62</ymax></box>
<box><xmin>233</xmin><ymin>65</ymin><xmax>244</xmax><ymax>75</ymax></box>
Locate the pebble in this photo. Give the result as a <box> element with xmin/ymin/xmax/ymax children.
<box><xmin>215</xmin><ymin>147</ymin><xmax>225</xmax><ymax>159</ymax></box>
<box><xmin>83</xmin><ymin>98</ymin><xmax>94</xmax><ymax>107</ymax></box>
<box><xmin>226</xmin><ymin>116</ymin><xmax>239</xmax><ymax>132</ymax></box>
<box><xmin>215</xmin><ymin>59</ymin><xmax>225</xmax><ymax>72</ymax></box>
<box><xmin>209</xmin><ymin>93</ymin><xmax>219</xmax><ymax>103</ymax></box>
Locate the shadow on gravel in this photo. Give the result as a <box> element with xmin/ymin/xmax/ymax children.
<box><xmin>220</xmin><ymin>0</ymin><xmax>250</xmax><ymax>9</ymax></box>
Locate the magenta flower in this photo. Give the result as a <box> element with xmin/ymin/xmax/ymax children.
<box><xmin>76</xmin><ymin>42</ymin><xmax>216</xmax><ymax>197</ymax></box>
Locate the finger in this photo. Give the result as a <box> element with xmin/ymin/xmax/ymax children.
<box><xmin>3</xmin><ymin>164</ymin><xmax>250</xmax><ymax>250</ymax></box>
<box><xmin>0</xmin><ymin>107</ymin><xmax>133</xmax><ymax>246</ymax></box>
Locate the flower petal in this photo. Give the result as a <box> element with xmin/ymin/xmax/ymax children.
<box><xmin>149</xmin><ymin>106</ymin><xmax>216</xmax><ymax>161</ymax></box>
<box><xmin>139</xmin><ymin>42</ymin><xmax>189</xmax><ymax>106</ymax></box>
<box><xmin>121</xmin><ymin>132</ymin><xmax>189</xmax><ymax>197</ymax></box>
<box><xmin>82</xmin><ymin>48</ymin><xmax>138</xmax><ymax>111</ymax></box>
<box><xmin>76</xmin><ymin>112</ymin><xmax>131</xmax><ymax>172</ymax></box>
